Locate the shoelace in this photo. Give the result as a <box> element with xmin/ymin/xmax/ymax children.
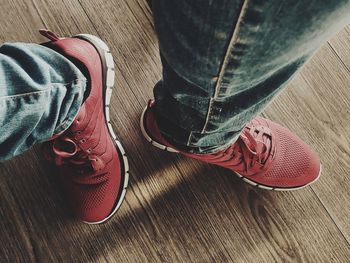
<box><xmin>220</xmin><ymin>124</ymin><xmax>275</xmax><ymax>174</ymax></box>
<box><xmin>45</xmin><ymin>136</ymin><xmax>106</xmax><ymax>176</ymax></box>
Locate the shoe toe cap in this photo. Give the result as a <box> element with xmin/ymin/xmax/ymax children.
<box><xmin>265</xmin><ymin>124</ymin><xmax>321</xmax><ymax>189</ymax></box>
<box><xmin>246</xmin><ymin>118</ymin><xmax>321</xmax><ymax>189</ymax></box>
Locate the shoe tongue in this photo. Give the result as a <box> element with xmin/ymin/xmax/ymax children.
<box><xmin>239</xmin><ymin>127</ymin><xmax>272</xmax><ymax>164</ymax></box>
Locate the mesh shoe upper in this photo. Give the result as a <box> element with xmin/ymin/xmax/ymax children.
<box><xmin>246</xmin><ymin>118</ymin><xmax>320</xmax><ymax>187</ymax></box>
<box><xmin>144</xmin><ymin>100</ymin><xmax>321</xmax><ymax>189</ymax></box>
<box><xmin>42</xmin><ymin>31</ymin><xmax>124</xmax><ymax>222</ymax></box>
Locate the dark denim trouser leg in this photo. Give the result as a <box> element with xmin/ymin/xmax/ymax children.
<box><xmin>151</xmin><ymin>0</ymin><xmax>350</xmax><ymax>154</ymax></box>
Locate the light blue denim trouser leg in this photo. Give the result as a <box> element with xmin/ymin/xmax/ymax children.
<box><xmin>152</xmin><ymin>0</ymin><xmax>350</xmax><ymax>153</ymax></box>
<box><xmin>0</xmin><ymin>43</ymin><xmax>86</xmax><ymax>161</ymax></box>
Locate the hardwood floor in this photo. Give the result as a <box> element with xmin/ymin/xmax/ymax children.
<box><xmin>0</xmin><ymin>0</ymin><xmax>349</xmax><ymax>262</ymax></box>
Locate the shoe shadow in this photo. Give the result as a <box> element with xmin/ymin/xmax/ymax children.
<box><xmin>0</xmin><ymin>141</ymin><xmax>295</xmax><ymax>262</ymax></box>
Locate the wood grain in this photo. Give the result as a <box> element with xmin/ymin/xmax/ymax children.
<box><xmin>0</xmin><ymin>0</ymin><xmax>350</xmax><ymax>262</ymax></box>
<box><xmin>263</xmin><ymin>29</ymin><xmax>350</xmax><ymax>244</ymax></box>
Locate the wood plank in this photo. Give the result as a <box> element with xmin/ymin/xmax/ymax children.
<box><xmin>43</xmin><ymin>0</ymin><xmax>350</xmax><ymax>261</ymax></box>
<box><xmin>0</xmin><ymin>1</ymin><xmax>50</xmax><ymax>262</ymax></box>
<box><xmin>263</xmin><ymin>40</ymin><xmax>350</xmax><ymax>243</ymax></box>
<box><xmin>0</xmin><ymin>0</ymin><xmax>43</xmax><ymax>42</ymax></box>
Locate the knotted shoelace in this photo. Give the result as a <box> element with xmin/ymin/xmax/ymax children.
<box><xmin>218</xmin><ymin>124</ymin><xmax>275</xmax><ymax>175</ymax></box>
<box><xmin>44</xmin><ymin>136</ymin><xmax>108</xmax><ymax>183</ymax></box>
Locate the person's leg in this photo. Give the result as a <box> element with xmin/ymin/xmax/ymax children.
<box><xmin>0</xmin><ymin>31</ymin><xmax>129</xmax><ymax>223</ymax></box>
<box><xmin>151</xmin><ymin>0</ymin><xmax>350</xmax><ymax>154</ymax></box>
<box><xmin>0</xmin><ymin>42</ymin><xmax>86</xmax><ymax>160</ymax></box>
<box><xmin>142</xmin><ymin>0</ymin><xmax>350</xmax><ymax>190</ymax></box>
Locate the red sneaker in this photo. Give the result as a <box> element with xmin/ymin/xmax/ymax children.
<box><xmin>41</xmin><ymin>30</ymin><xmax>129</xmax><ymax>223</ymax></box>
<box><xmin>141</xmin><ymin>100</ymin><xmax>321</xmax><ymax>190</ymax></box>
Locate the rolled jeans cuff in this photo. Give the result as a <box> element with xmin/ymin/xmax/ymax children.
<box><xmin>52</xmin><ymin>79</ymin><xmax>87</xmax><ymax>136</ymax></box>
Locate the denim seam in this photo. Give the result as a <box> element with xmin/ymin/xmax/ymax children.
<box><xmin>200</xmin><ymin>0</ymin><xmax>250</xmax><ymax>134</ymax></box>
<box><xmin>0</xmin><ymin>78</ymin><xmax>86</xmax><ymax>136</ymax></box>
<box><xmin>0</xmin><ymin>78</ymin><xmax>86</xmax><ymax>100</ymax></box>
<box><xmin>187</xmin><ymin>131</ymin><xmax>193</xmax><ymax>146</ymax></box>
<box><xmin>0</xmin><ymin>88</ymin><xmax>53</xmax><ymax>100</ymax></box>
<box><xmin>53</xmin><ymin>113</ymin><xmax>77</xmax><ymax>135</ymax></box>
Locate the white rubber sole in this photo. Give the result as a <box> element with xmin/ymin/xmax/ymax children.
<box><xmin>140</xmin><ymin>105</ymin><xmax>321</xmax><ymax>191</ymax></box>
<box><xmin>140</xmin><ymin>106</ymin><xmax>179</xmax><ymax>153</ymax></box>
<box><xmin>75</xmin><ymin>34</ymin><xmax>129</xmax><ymax>224</ymax></box>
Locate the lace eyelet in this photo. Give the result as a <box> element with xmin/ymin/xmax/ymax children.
<box><xmin>87</xmin><ymin>148</ymin><xmax>92</xmax><ymax>153</ymax></box>
<box><xmin>76</xmin><ymin>131</ymin><xmax>81</xmax><ymax>135</ymax></box>
<box><xmin>80</xmin><ymin>138</ymin><xmax>86</xmax><ymax>143</ymax></box>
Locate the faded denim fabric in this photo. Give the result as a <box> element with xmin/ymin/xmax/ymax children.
<box><xmin>0</xmin><ymin>43</ymin><xmax>86</xmax><ymax>160</ymax></box>
<box><xmin>1</xmin><ymin>1</ymin><xmax>350</xmax><ymax>161</ymax></box>
<box><xmin>152</xmin><ymin>0</ymin><xmax>350</xmax><ymax>153</ymax></box>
